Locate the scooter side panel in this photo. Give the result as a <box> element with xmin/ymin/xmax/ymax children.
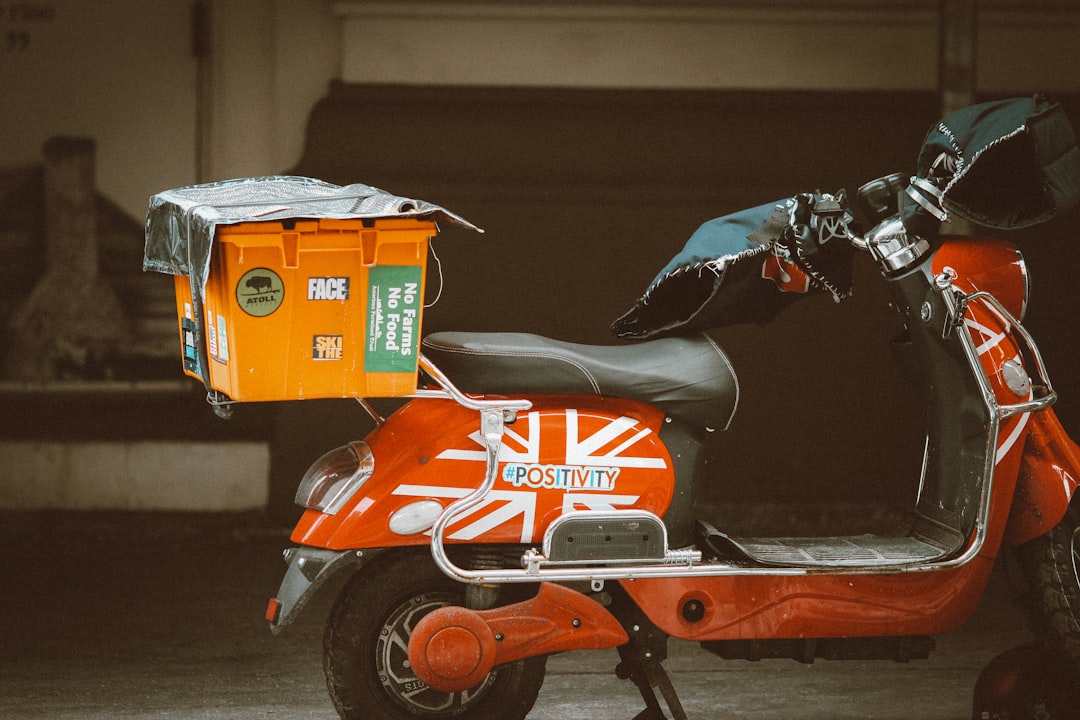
<box><xmin>934</xmin><ymin>238</ymin><xmax>1079</xmax><ymax>545</ymax></box>
<box><xmin>932</xmin><ymin>237</ymin><xmax>1027</xmax><ymax>320</ymax></box>
<box><xmin>621</xmin><ymin>555</ymin><xmax>996</xmax><ymax>641</ymax></box>
<box><xmin>291</xmin><ymin>396</ymin><xmax>676</xmax><ymax>550</ymax></box>
<box><xmin>1007</xmin><ymin>408</ymin><xmax>1080</xmax><ymax>546</ymax></box>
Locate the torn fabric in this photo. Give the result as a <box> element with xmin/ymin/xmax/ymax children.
<box><xmin>901</xmin><ymin>95</ymin><xmax>1080</xmax><ymax>236</ymax></box>
<box><xmin>611</xmin><ymin>194</ymin><xmax>854</xmax><ymax>340</ymax></box>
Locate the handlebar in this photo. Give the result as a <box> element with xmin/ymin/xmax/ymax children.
<box><xmin>792</xmin><ymin>174</ymin><xmax>931</xmax><ymax>276</ymax></box>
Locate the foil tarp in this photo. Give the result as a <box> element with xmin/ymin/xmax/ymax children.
<box><xmin>142</xmin><ymin>175</ymin><xmax>480</xmax><ymax>301</ymax></box>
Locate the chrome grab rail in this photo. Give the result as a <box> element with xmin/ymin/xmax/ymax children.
<box><xmin>939</xmin><ymin>281</ymin><xmax>1057</xmax><ymax>418</ymax></box>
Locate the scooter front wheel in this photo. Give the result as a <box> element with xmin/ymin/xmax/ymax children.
<box><xmin>1019</xmin><ymin>500</ymin><xmax>1080</xmax><ymax>659</ymax></box>
<box><xmin>323</xmin><ymin>549</ymin><xmax>547</xmax><ymax>720</ymax></box>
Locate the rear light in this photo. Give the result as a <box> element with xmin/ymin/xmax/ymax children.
<box><xmin>294</xmin><ymin>441</ymin><xmax>374</xmax><ymax>515</ymax></box>
<box><xmin>265</xmin><ymin>598</ymin><xmax>282</xmax><ymax>623</ymax></box>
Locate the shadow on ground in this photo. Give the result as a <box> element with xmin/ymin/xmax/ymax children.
<box><xmin>0</xmin><ymin>511</ymin><xmax>1032</xmax><ymax>719</ymax></box>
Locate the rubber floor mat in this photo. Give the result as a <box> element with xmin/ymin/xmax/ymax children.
<box><xmin>717</xmin><ymin>533</ymin><xmax>949</xmax><ymax>568</ymax></box>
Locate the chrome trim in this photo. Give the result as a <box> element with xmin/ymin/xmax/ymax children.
<box><xmin>356</xmin><ymin>397</ymin><xmax>386</xmax><ymax>426</ymax></box>
<box><xmin>905</xmin><ymin>176</ymin><xmax>949</xmax><ymax>221</ymax></box>
<box><xmin>417</xmin><ymin>354</ymin><xmax>531</xmax><ymax>417</ymax></box>
<box><xmin>1015</xmin><ymin>249</ymin><xmax>1030</xmax><ymax>322</ymax></box>
<box><xmin>522</xmin><ymin>545</ymin><xmax>703</xmax><ymax>574</ymax></box>
<box><xmin>429</xmin><ymin>406</ymin><xmax>509</xmax><ymax>581</ymax></box>
<box><xmin>865</xmin><ymin>216</ymin><xmax>930</xmax><ymax>274</ymax></box>
<box><xmin>941</xmin><ymin>285</ymin><xmax>1057</xmax><ymax>418</ymax></box>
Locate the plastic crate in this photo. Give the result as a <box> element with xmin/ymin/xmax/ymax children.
<box><xmin>175</xmin><ymin>217</ymin><xmax>433</xmax><ymax>401</ymax></box>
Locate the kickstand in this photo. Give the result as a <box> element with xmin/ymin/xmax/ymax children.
<box><xmin>616</xmin><ymin>644</ymin><xmax>689</xmax><ymax>720</ymax></box>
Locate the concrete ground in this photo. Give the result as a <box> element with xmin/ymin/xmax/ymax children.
<box><xmin>0</xmin><ymin>511</ymin><xmax>1033</xmax><ymax>720</ymax></box>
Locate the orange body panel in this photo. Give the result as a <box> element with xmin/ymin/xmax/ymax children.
<box><xmin>174</xmin><ymin>217</ymin><xmax>433</xmax><ymax>401</ymax></box>
<box><xmin>931</xmin><ymin>237</ymin><xmax>1027</xmax><ymax>319</ymax></box>
<box><xmin>622</xmin><ymin>447</ymin><xmax>1023</xmax><ymax>640</ymax></box>
<box><xmin>622</xmin><ymin>557</ymin><xmax>997</xmax><ymax>641</ymax></box>
<box><xmin>1008</xmin><ymin>408</ymin><xmax>1080</xmax><ymax>545</ymax></box>
<box><xmin>292</xmin><ymin>396</ymin><xmax>675</xmax><ymax>549</ymax></box>
<box><xmin>934</xmin><ymin>237</ymin><xmax>1079</xmax><ymax>544</ymax></box>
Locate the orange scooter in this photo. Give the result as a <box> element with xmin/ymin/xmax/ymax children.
<box><xmin>263</xmin><ymin>101</ymin><xmax>1080</xmax><ymax>720</ymax></box>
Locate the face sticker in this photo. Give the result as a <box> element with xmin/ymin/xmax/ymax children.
<box><xmin>236</xmin><ymin>268</ymin><xmax>284</xmax><ymax>317</ymax></box>
<box><xmin>307</xmin><ymin>276</ymin><xmax>350</xmax><ymax>301</ymax></box>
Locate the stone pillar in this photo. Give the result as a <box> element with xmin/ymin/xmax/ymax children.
<box><xmin>42</xmin><ymin>136</ymin><xmax>99</xmax><ymax>277</ymax></box>
<box><xmin>3</xmin><ymin>137</ymin><xmax>128</xmax><ymax>382</ymax></box>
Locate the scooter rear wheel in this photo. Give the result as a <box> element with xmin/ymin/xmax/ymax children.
<box><xmin>323</xmin><ymin>549</ymin><xmax>547</xmax><ymax>720</ymax></box>
<box><xmin>1019</xmin><ymin>501</ymin><xmax>1080</xmax><ymax>659</ymax></box>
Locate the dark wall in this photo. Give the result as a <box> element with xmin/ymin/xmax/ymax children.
<box><xmin>276</xmin><ymin>84</ymin><xmax>1080</xmax><ymax>518</ymax></box>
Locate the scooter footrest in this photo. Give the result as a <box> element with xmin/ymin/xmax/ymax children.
<box><xmin>712</xmin><ymin>533</ymin><xmax>949</xmax><ymax>568</ymax></box>
<box><xmin>543</xmin><ymin>511</ymin><xmax>667</xmax><ymax>563</ymax></box>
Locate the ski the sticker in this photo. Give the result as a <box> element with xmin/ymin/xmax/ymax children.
<box><xmin>313</xmin><ymin>334</ymin><xmax>343</xmax><ymax>360</ymax></box>
<box><xmin>365</xmin><ymin>265</ymin><xmax>422</xmax><ymax>373</ymax></box>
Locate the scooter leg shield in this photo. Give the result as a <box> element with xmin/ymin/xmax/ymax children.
<box><xmin>408</xmin><ymin>582</ymin><xmax>628</xmax><ymax>692</ymax></box>
<box><xmin>1007</xmin><ymin>409</ymin><xmax>1080</xmax><ymax>546</ymax></box>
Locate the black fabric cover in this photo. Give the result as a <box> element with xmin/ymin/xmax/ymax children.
<box><xmin>611</xmin><ymin>98</ymin><xmax>1079</xmax><ymax>342</ymax></box>
<box><xmin>611</xmin><ymin>195</ymin><xmax>853</xmax><ymax>340</ymax></box>
<box><xmin>901</xmin><ymin>95</ymin><xmax>1080</xmax><ymax>236</ymax></box>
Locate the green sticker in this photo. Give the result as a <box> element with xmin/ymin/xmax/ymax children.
<box><xmin>236</xmin><ymin>268</ymin><xmax>284</xmax><ymax>317</ymax></box>
<box><xmin>365</xmin><ymin>266</ymin><xmax>422</xmax><ymax>373</ymax></box>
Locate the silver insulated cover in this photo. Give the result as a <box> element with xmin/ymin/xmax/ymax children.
<box><xmin>142</xmin><ymin>175</ymin><xmax>480</xmax><ymax>301</ymax></box>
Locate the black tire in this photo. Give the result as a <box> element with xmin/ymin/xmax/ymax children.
<box><xmin>1018</xmin><ymin>500</ymin><xmax>1080</xmax><ymax>659</ymax></box>
<box><xmin>323</xmin><ymin>550</ymin><xmax>547</xmax><ymax>720</ymax></box>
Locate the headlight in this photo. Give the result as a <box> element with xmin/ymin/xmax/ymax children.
<box><xmin>294</xmin><ymin>441</ymin><xmax>374</xmax><ymax>515</ymax></box>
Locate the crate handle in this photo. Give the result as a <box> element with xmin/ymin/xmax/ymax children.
<box><xmin>282</xmin><ymin>232</ymin><xmax>300</xmax><ymax>269</ymax></box>
<box><xmin>361</xmin><ymin>231</ymin><xmax>378</xmax><ymax>267</ymax></box>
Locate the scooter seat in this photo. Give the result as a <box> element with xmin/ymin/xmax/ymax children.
<box><xmin>420</xmin><ymin>332</ymin><xmax>739</xmax><ymax>430</ymax></box>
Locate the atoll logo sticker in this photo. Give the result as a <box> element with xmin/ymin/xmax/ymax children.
<box><xmin>236</xmin><ymin>268</ymin><xmax>284</xmax><ymax>317</ymax></box>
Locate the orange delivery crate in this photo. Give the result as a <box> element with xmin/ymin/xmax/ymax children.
<box><xmin>174</xmin><ymin>216</ymin><xmax>434</xmax><ymax>401</ymax></box>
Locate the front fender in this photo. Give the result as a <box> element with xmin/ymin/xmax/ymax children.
<box><xmin>1006</xmin><ymin>408</ymin><xmax>1080</xmax><ymax>546</ymax></box>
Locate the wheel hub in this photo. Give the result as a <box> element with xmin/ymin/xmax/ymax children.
<box><xmin>409</xmin><ymin>605</ymin><xmax>498</xmax><ymax>692</ymax></box>
<box><xmin>375</xmin><ymin>592</ymin><xmax>495</xmax><ymax>714</ymax></box>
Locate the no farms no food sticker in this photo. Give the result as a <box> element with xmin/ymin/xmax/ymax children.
<box><xmin>365</xmin><ymin>265</ymin><xmax>422</xmax><ymax>373</ymax></box>
<box><xmin>236</xmin><ymin>268</ymin><xmax>284</xmax><ymax>317</ymax></box>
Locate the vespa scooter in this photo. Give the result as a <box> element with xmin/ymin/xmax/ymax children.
<box><xmin>262</xmin><ymin>97</ymin><xmax>1080</xmax><ymax>720</ymax></box>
